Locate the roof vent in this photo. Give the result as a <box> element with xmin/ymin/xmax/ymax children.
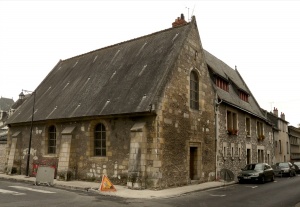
<box><xmin>172</xmin><ymin>14</ymin><xmax>187</xmax><ymax>28</ymax></box>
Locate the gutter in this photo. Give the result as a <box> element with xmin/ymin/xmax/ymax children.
<box><xmin>214</xmin><ymin>96</ymin><xmax>223</xmax><ymax>180</ymax></box>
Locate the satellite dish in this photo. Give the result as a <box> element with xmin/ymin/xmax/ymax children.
<box><xmin>220</xmin><ymin>168</ymin><xmax>235</xmax><ymax>182</ymax></box>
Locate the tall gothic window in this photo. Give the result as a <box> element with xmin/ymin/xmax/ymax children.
<box><xmin>94</xmin><ymin>123</ymin><xmax>106</xmax><ymax>156</ymax></box>
<box><xmin>48</xmin><ymin>125</ymin><xmax>56</xmax><ymax>154</ymax></box>
<box><xmin>190</xmin><ymin>71</ymin><xmax>199</xmax><ymax>110</ymax></box>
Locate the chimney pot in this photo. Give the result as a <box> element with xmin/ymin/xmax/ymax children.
<box><xmin>281</xmin><ymin>112</ymin><xmax>285</xmax><ymax>120</ymax></box>
<box><xmin>172</xmin><ymin>14</ymin><xmax>187</xmax><ymax>28</ymax></box>
<box><xmin>273</xmin><ymin>107</ymin><xmax>278</xmax><ymax>117</ymax></box>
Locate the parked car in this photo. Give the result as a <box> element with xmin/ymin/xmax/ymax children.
<box><xmin>237</xmin><ymin>163</ymin><xmax>275</xmax><ymax>184</ymax></box>
<box><xmin>273</xmin><ymin>162</ymin><xmax>296</xmax><ymax>177</ymax></box>
<box><xmin>293</xmin><ymin>162</ymin><xmax>300</xmax><ymax>173</ymax></box>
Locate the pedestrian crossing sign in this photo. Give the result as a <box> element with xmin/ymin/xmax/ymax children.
<box><xmin>99</xmin><ymin>175</ymin><xmax>116</xmax><ymax>192</ymax></box>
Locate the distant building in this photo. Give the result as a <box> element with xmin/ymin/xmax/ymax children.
<box><xmin>265</xmin><ymin>108</ymin><xmax>290</xmax><ymax>162</ymax></box>
<box><xmin>288</xmin><ymin>126</ymin><xmax>300</xmax><ymax>162</ymax></box>
<box><xmin>0</xmin><ymin>97</ymin><xmax>14</xmax><ymax>172</ymax></box>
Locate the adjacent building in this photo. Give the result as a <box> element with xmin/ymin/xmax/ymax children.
<box><xmin>288</xmin><ymin>126</ymin><xmax>300</xmax><ymax>162</ymax></box>
<box><xmin>205</xmin><ymin>51</ymin><xmax>274</xmax><ymax>178</ymax></box>
<box><xmin>0</xmin><ymin>97</ymin><xmax>14</xmax><ymax>172</ymax></box>
<box><xmin>265</xmin><ymin>108</ymin><xmax>290</xmax><ymax>162</ymax></box>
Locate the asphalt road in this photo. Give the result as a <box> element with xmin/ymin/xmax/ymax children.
<box><xmin>1</xmin><ymin>175</ymin><xmax>300</xmax><ymax>207</ymax></box>
<box><xmin>141</xmin><ymin>175</ymin><xmax>300</xmax><ymax>207</ymax></box>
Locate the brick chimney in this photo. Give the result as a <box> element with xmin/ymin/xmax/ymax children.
<box><xmin>273</xmin><ymin>107</ymin><xmax>278</xmax><ymax>117</ymax></box>
<box><xmin>172</xmin><ymin>13</ymin><xmax>187</xmax><ymax>28</ymax></box>
<box><xmin>280</xmin><ymin>112</ymin><xmax>285</xmax><ymax>120</ymax></box>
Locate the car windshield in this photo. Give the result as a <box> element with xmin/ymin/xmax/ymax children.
<box><xmin>294</xmin><ymin>162</ymin><xmax>300</xmax><ymax>166</ymax></box>
<box><xmin>244</xmin><ymin>164</ymin><xmax>264</xmax><ymax>170</ymax></box>
<box><xmin>278</xmin><ymin>163</ymin><xmax>289</xmax><ymax>167</ymax></box>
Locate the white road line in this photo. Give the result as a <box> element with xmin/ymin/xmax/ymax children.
<box><xmin>0</xmin><ymin>189</ymin><xmax>26</xmax><ymax>195</ymax></box>
<box><xmin>9</xmin><ymin>186</ymin><xmax>56</xmax><ymax>194</ymax></box>
<box><xmin>210</xmin><ymin>194</ymin><xmax>226</xmax><ymax>197</ymax></box>
<box><xmin>245</xmin><ymin>185</ymin><xmax>258</xmax><ymax>188</ymax></box>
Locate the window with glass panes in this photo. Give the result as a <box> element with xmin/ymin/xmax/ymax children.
<box><xmin>94</xmin><ymin>123</ymin><xmax>106</xmax><ymax>156</ymax></box>
<box><xmin>48</xmin><ymin>125</ymin><xmax>56</xmax><ymax>154</ymax></box>
<box><xmin>190</xmin><ymin>71</ymin><xmax>199</xmax><ymax>110</ymax></box>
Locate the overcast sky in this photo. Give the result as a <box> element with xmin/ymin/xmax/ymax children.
<box><xmin>1</xmin><ymin>1</ymin><xmax>300</xmax><ymax>126</ymax></box>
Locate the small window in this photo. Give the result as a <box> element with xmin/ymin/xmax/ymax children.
<box><xmin>190</xmin><ymin>71</ymin><xmax>199</xmax><ymax>110</ymax></box>
<box><xmin>257</xmin><ymin>121</ymin><xmax>264</xmax><ymax>139</ymax></box>
<box><xmin>227</xmin><ymin>110</ymin><xmax>238</xmax><ymax>135</ymax></box>
<box><xmin>215</xmin><ymin>77</ymin><xmax>229</xmax><ymax>92</ymax></box>
<box><xmin>48</xmin><ymin>125</ymin><xmax>56</xmax><ymax>154</ymax></box>
<box><xmin>246</xmin><ymin>117</ymin><xmax>251</xmax><ymax>136</ymax></box>
<box><xmin>94</xmin><ymin>123</ymin><xmax>106</xmax><ymax>156</ymax></box>
<box><xmin>239</xmin><ymin>91</ymin><xmax>249</xmax><ymax>102</ymax></box>
<box><xmin>279</xmin><ymin>140</ymin><xmax>282</xmax><ymax>154</ymax></box>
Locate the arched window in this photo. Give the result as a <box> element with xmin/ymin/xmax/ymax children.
<box><xmin>48</xmin><ymin>125</ymin><xmax>56</xmax><ymax>154</ymax></box>
<box><xmin>190</xmin><ymin>71</ymin><xmax>199</xmax><ymax>110</ymax></box>
<box><xmin>94</xmin><ymin>123</ymin><xmax>106</xmax><ymax>156</ymax></box>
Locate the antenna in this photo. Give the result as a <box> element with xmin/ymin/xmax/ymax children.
<box><xmin>186</xmin><ymin>7</ymin><xmax>190</xmax><ymax>21</ymax></box>
<box><xmin>269</xmin><ymin>101</ymin><xmax>274</xmax><ymax>111</ymax></box>
<box><xmin>191</xmin><ymin>4</ymin><xmax>195</xmax><ymax>17</ymax></box>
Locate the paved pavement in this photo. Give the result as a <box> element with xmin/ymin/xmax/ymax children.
<box><xmin>0</xmin><ymin>172</ymin><xmax>236</xmax><ymax>199</ymax></box>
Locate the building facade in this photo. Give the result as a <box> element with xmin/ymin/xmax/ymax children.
<box><xmin>205</xmin><ymin>51</ymin><xmax>274</xmax><ymax>179</ymax></box>
<box><xmin>0</xmin><ymin>97</ymin><xmax>14</xmax><ymax>172</ymax></box>
<box><xmin>266</xmin><ymin>108</ymin><xmax>290</xmax><ymax>163</ymax></box>
<box><xmin>288</xmin><ymin>126</ymin><xmax>300</xmax><ymax>162</ymax></box>
<box><xmin>5</xmin><ymin>15</ymin><xmax>217</xmax><ymax>189</ymax></box>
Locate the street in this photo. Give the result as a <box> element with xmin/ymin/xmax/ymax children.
<box><xmin>1</xmin><ymin>175</ymin><xmax>300</xmax><ymax>207</ymax></box>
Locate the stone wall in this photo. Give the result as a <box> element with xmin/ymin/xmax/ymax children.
<box><xmin>154</xmin><ymin>20</ymin><xmax>216</xmax><ymax>188</ymax></box>
<box><xmin>7</xmin><ymin>116</ymin><xmax>156</xmax><ymax>186</ymax></box>
<box><xmin>216</xmin><ymin>104</ymin><xmax>274</xmax><ymax>180</ymax></box>
<box><xmin>0</xmin><ymin>142</ymin><xmax>6</xmax><ymax>172</ymax></box>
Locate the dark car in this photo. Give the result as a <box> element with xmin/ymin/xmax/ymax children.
<box><xmin>293</xmin><ymin>162</ymin><xmax>300</xmax><ymax>173</ymax></box>
<box><xmin>273</xmin><ymin>162</ymin><xmax>296</xmax><ymax>177</ymax></box>
<box><xmin>237</xmin><ymin>163</ymin><xmax>275</xmax><ymax>184</ymax></box>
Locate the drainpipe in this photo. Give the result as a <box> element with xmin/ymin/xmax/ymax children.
<box><xmin>215</xmin><ymin>97</ymin><xmax>222</xmax><ymax>180</ymax></box>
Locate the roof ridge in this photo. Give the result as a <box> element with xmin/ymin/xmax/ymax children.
<box><xmin>62</xmin><ymin>23</ymin><xmax>190</xmax><ymax>62</ymax></box>
<box><xmin>0</xmin><ymin>97</ymin><xmax>13</xmax><ymax>101</ymax></box>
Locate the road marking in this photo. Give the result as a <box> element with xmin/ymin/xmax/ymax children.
<box><xmin>0</xmin><ymin>189</ymin><xmax>26</xmax><ymax>195</ymax></box>
<box><xmin>9</xmin><ymin>186</ymin><xmax>56</xmax><ymax>194</ymax></box>
<box><xmin>210</xmin><ymin>194</ymin><xmax>226</xmax><ymax>197</ymax></box>
<box><xmin>245</xmin><ymin>186</ymin><xmax>258</xmax><ymax>188</ymax></box>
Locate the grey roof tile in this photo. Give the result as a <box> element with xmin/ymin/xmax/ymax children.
<box><xmin>0</xmin><ymin>97</ymin><xmax>14</xmax><ymax>111</ymax></box>
<box><xmin>204</xmin><ymin>50</ymin><xmax>266</xmax><ymax>119</ymax></box>
<box><xmin>7</xmin><ymin>23</ymin><xmax>192</xmax><ymax>124</ymax></box>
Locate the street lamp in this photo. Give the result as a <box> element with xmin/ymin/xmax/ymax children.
<box><xmin>23</xmin><ymin>89</ymin><xmax>36</xmax><ymax>177</ymax></box>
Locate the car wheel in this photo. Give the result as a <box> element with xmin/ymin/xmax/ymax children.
<box><xmin>289</xmin><ymin>171</ymin><xmax>293</xmax><ymax>177</ymax></box>
<box><xmin>260</xmin><ymin>176</ymin><xmax>265</xmax><ymax>184</ymax></box>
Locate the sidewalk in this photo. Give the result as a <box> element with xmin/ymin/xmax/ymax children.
<box><xmin>0</xmin><ymin>173</ymin><xmax>236</xmax><ymax>199</ymax></box>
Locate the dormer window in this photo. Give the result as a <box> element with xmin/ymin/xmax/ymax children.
<box><xmin>215</xmin><ymin>77</ymin><xmax>229</xmax><ymax>92</ymax></box>
<box><xmin>239</xmin><ymin>91</ymin><xmax>249</xmax><ymax>102</ymax></box>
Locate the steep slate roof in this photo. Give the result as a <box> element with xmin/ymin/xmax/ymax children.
<box><xmin>7</xmin><ymin>21</ymin><xmax>193</xmax><ymax>124</ymax></box>
<box><xmin>0</xmin><ymin>97</ymin><xmax>14</xmax><ymax>112</ymax></box>
<box><xmin>204</xmin><ymin>50</ymin><xmax>266</xmax><ymax>120</ymax></box>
